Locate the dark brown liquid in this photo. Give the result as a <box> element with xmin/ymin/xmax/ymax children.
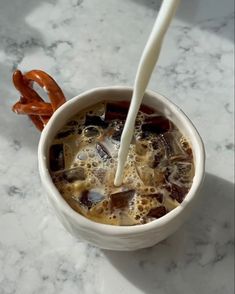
<box><xmin>49</xmin><ymin>101</ymin><xmax>194</xmax><ymax>226</ymax></box>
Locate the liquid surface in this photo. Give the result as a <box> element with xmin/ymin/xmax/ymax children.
<box><xmin>49</xmin><ymin>101</ymin><xmax>194</xmax><ymax>226</ymax></box>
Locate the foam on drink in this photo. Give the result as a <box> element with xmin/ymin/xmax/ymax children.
<box><xmin>49</xmin><ymin>101</ymin><xmax>194</xmax><ymax>226</ymax></box>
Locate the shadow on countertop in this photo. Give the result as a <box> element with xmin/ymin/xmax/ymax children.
<box><xmin>0</xmin><ymin>0</ymin><xmax>53</xmax><ymax>150</ymax></box>
<box><xmin>0</xmin><ymin>0</ymin><xmax>76</xmax><ymax>151</ymax></box>
<box><xmin>131</xmin><ymin>0</ymin><xmax>234</xmax><ymax>41</ymax></box>
<box><xmin>0</xmin><ymin>0</ymin><xmax>233</xmax><ymax>152</ymax></box>
<box><xmin>103</xmin><ymin>173</ymin><xmax>234</xmax><ymax>294</ymax></box>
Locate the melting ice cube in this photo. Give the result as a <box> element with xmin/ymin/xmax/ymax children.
<box><xmin>79</xmin><ymin>190</ymin><xmax>104</xmax><ymax>209</ymax></box>
<box><xmin>105</xmin><ymin>101</ymin><xmax>130</xmax><ymax>121</ymax></box>
<box><xmin>63</xmin><ymin>167</ymin><xmax>86</xmax><ymax>183</ymax></box>
<box><xmin>49</xmin><ymin>144</ymin><xmax>65</xmax><ymax>172</ymax></box>
<box><xmin>96</xmin><ymin>142</ymin><xmax>111</xmax><ymax>160</ymax></box>
<box><xmin>85</xmin><ymin>115</ymin><xmax>108</xmax><ymax>128</ymax></box>
<box><xmin>110</xmin><ymin>190</ymin><xmax>135</xmax><ymax>209</ymax></box>
<box><xmin>147</xmin><ymin>206</ymin><xmax>167</xmax><ymax>218</ymax></box>
<box><xmin>169</xmin><ymin>183</ymin><xmax>189</xmax><ymax>203</ymax></box>
<box><xmin>142</xmin><ymin>115</ymin><xmax>171</xmax><ymax>135</ymax></box>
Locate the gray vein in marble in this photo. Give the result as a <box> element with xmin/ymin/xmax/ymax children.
<box><xmin>7</xmin><ymin>185</ymin><xmax>24</xmax><ymax>198</ymax></box>
<box><xmin>224</xmin><ymin>102</ymin><xmax>233</xmax><ymax>114</ymax></box>
<box><xmin>10</xmin><ymin>139</ymin><xmax>22</xmax><ymax>152</ymax></box>
<box><xmin>225</xmin><ymin>143</ymin><xmax>235</xmax><ymax>150</ymax></box>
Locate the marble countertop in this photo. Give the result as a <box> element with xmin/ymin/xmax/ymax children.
<box><xmin>0</xmin><ymin>0</ymin><xmax>234</xmax><ymax>293</ymax></box>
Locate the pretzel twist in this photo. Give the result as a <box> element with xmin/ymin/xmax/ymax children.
<box><xmin>12</xmin><ymin>70</ymin><xmax>66</xmax><ymax>131</ymax></box>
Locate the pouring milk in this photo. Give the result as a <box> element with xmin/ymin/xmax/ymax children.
<box><xmin>114</xmin><ymin>0</ymin><xmax>180</xmax><ymax>186</ymax></box>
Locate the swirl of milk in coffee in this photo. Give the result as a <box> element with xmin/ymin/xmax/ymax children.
<box><xmin>114</xmin><ymin>0</ymin><xmax>180</xmax><ymax>186</ymax></box>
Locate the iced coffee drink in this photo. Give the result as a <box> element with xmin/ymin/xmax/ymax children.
<box><xmin>49</xmin><ymin>101</ymin><xmax>194</xmax><ymax>225</ymax></box>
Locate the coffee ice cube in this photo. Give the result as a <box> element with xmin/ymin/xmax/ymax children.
<box><xmin>49</xmin><ymin>144</ymin><xmax>65</xmax><ymax>172</ymax></box>
<box><xmin>169</xmin><ymin>183</ymin><xmax>188</xmax><ymax>203</ymax></box>
<box><xmin>111</xmin><ymin>129</ymin><xmax>123</xmax><ymax>141</ymax></box>
<box><xmin>110</xmin><ymin>190</ymin><xmax>135</xmax><ymax>209</ymax></box>
<box><xmin>142</xmin><ymin>115</ymin><xmax>171</xmax><ymax>135</ymax></box>
<box><xmin>85</xmin><ymin>115</ymin><xmax>108</xmax><ymax>128</ymax></box>
<box><xmin>180</xmin><ymin>136</ymin><xmax>193</xmax><ymax>156</ymax></box>
<box><xmin>56</xmin><ymin>128</ymin><xmax>75</xmax><ymax>139</ymax></box>
<box><xmin>177</xmin><ymin>161</ymin><xmax>194</xmax><ymax>178</ymax></box>
<box><xmin>149</xmin><ymin>193</ymin><xmax>164</xmax><ymax>203</ymax></box>
<box><xmin>105</xmin><ymin>101</ymin><xmax>129</xmax><ymax>121</ymax></box>
<box><xmin>168</xmin><ymin>161</ymin><xmax>194</xmax><ymax>185</ymax></box>
<box><xmin>147</xmin><ymin>206</ymin><xmax>167</xmax><ymax>218</ymax></box>
<box><xmin>79</xmin><ymin>191</ymin><xmax>93</xmax><ymax>209</ymax></box>
<box><xmin>96</xmin><ymin>142</ymin><xmax>111</xmax><ymax>160</ymax></box>
<box><xmin>162</xmin><ymin>131</ymin><xmax>189</xmax><ymax>158</ymax></box>
<box><xmin>105</xmin><ymin>120</ymin><xmax>122</xmax><ymax>141</ymax></box>
<box><xmin>150</xmin><ymin>136</ymin><xmax>168</xmax><ymax>167</ymax></box>
<box><xmin>79</xmin><ymin>190</ymin><xmax>104</xmax><ymax>209</ymax></box>
<box><xmin>63</xmin><ymin>167</ymin><xmax>86</xmax><ymax>183</ymax></box>
<box><xmin>66</xmin><ymin>120</ymin><xmax>79</xmax><ymax>127</ymax></box>
<box><xmin>139</xmin><ymin>104</ymin><xmax>155</xmax><ymax>115</ymax></box>
<box><xmin>136</xmin><ymin>165</ymin><xmax>154</xmax><ymax>186</ymax></box>
<box><xmin>105</xmin><ymin>101</ymin><xmax>155</xmax><ymax>121</ymax></box>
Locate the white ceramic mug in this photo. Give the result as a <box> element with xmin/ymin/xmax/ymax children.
<box><xmin>38</xmin><ymin>86</ymin><xmax>205</xmax><ymax>251</ymax></box>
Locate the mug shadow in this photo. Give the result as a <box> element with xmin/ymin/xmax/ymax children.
<box><xmin>103</xmin><ymin>173</ymin><xmax>234</xmax><ymax>294</ymax></box>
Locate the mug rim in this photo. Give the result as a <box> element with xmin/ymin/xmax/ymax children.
<box><xmin>38</xmin><ymin>86</ymin><xmax>205</xmax><ymax>235</ymax></box>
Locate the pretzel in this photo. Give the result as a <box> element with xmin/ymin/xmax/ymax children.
<box><xmin>12</xmin><ymin>70</ymin><xmax>66</xmax><ymax>131</ymax></box>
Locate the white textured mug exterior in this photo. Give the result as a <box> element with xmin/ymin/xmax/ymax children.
<box><xmin>38</xmin><ymin>87</ymin><xmax>205</xmax><ymax>251</ymax></box>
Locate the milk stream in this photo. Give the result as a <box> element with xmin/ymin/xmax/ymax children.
<box><xmin>114</xmin><ymin>0</ymin><xmax>180</xmax><ymax>186</ymax></box>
